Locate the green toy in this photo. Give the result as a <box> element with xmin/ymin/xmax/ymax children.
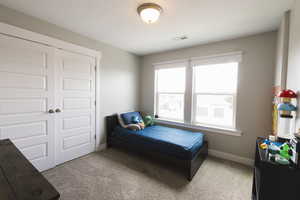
<box><xmin>279</xmin><ymin>143</ymin><xmax>292</xmax><ymax>160</ymax></box>
<box><xmin>275</xmin><ymin>154</ymin><xmax>290</xmax><ymax>165</ymax></box>
<box><xmin>143</xmin><ymin>115</ymin><xmax>155</xmax><ymax>127</ymax></box>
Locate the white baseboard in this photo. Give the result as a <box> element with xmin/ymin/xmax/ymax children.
<box><xmin>208</xmin><ymin>149</ymin><xmax>254</xmax><ymax>166</ymax></box>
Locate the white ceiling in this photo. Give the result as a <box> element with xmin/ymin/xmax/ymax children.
<box><xmin>0</xmin><ymin>0</ymin><xmax>294</xmax><ymax>55</ymax></box>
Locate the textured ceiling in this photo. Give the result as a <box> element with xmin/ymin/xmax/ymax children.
<box><xmin>0</xmin><ymin>0</ymin><xmax>294</xmax><ymax>55</ymax></box>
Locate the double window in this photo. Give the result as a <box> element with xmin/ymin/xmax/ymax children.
<box><xmin>154</xmin><ymin>52</ymin><xmax>241</xmax><ymax>129</ymax></box>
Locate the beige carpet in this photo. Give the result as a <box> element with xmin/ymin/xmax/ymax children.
<box><xmin>43</xmin><ymin>148</ymin><xmax>253</xmax><ymax>200</ymax></box>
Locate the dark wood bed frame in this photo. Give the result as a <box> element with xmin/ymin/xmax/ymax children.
<box><xmin>106</xmin><ymin>114</ymin><xmax>208</xmax><ymax>181</ymax></box>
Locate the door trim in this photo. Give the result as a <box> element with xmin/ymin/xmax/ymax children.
<box><xmin>0</xmin><ymin>22</ymin><xmax>102</xmax><ymax>151</ymax></box>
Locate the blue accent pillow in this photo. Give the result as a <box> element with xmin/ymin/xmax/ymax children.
<box><xmin>121</xmin><ymin>112</ymin><xmax>143</xmax><ymax>125</ymax></box>
<box><xmin>131</xmin><ymin>116</ymin><xmax>140</xmax><ymax>124</ymax></box>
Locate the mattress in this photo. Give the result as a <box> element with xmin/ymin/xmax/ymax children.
<box><xmin>112</xmin><ymin>125</ymin><xmax>204</xmax><ymax>160</ymax></box>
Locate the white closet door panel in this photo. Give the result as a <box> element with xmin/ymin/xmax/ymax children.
<box><xmin>0</xmin><ymin>72</ymin><xmax>46</xmax><ymax>89</ymax></box>
<box><xmin>63</xmin><ymin>98</ymin><xmax>91</xmax><ymax>110</ymax></box>
<box><xmin>0</xmin><ymin>114</ymin><xmax>48</xmax><ymax>126</ymax></box>
<box><xmin>13</xmin><ymin>134</ymin><xmax>52</xmax><ymax>171</ymax></box>
<box><xmin>0</xmin><ymin>121</ymin><xmax>47</xmax><ymax>140</ymax></box>
<box><xmin>55</xmin><ymin>49</ymin><xmax>96</xmax><ymax>165</ymax></box>
<box><xmin>0</xmin><ymin>64</ymin><xmax>47</xmax><ymax>76</ymax></box>
<box><xmin>0</xmin><ymin>45</ymin><xmax>45</xmax><ymax>66</ymax></box>
<box><xmin>63</xmin><ymin>133</ymin><xmax>91</xmax><ymax>150</ymax></box>
<box><xmin>0</xmin><ymin>89</ymin><xmax>51</xmax><ymax>99</ymax></box>
<box><xmin>63</xmin><ymin>78</ymin><xmax>91</xmax><ymax>91</ymax></box>
<box><xmin>63</xmin><ymin>115</ymin><xmax>91</xmax><ymax>130</ymax></box>
<box><xmin>0</xmin><ymin>34</ymin><xmax>55</xmax><ymax>172</ymax></box>
<box><xmin>21</xmin><ymin>143</ymin><xmax>48</xmax><ymax>160</ymax></box>
<box><xmin>0</xmin><ymin>98</ymin><xmax>46</xmax><ymax>115</ymax></box>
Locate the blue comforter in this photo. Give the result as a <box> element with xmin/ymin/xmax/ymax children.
<box><xmin>113</xmin><ymin>125</ymin><xmax>204</xmax><ymax>160</ymax></box>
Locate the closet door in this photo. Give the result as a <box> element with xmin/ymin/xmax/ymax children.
<box><xmin>55</xmin><ymin>49</ymin><xmax>96</xmax><ymax>165</ymax></box>
<box><xmin>0</xmin><ymin>34</ymin><xmax>55</xmax><ymax>171</ymax></box>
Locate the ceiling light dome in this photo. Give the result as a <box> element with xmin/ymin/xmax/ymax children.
<box><xmin>137</xmin><ymin>3</ymin><xmax>163</xmax><ymax>24</ymax></box>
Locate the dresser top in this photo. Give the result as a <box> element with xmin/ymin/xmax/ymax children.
<box><xmin>0</xmin><ymin>139</ymin><xmax>60</xmax><ymax>200</ymax></box>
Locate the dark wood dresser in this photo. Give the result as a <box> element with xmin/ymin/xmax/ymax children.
<box><xmin>0</xmin><ymin>139</ymin><xmax>60</xmax><ymax>200</ymax></box>
<box><xmin>252</xmin><ymin>137</ymin><xmax>300</xmax><ymax>200</ymax></box>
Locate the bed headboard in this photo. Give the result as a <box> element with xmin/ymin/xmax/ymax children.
<box><xmin>106</xmin><ymin>114</ymin><xmax>119</xmax><ymax>138</ymax></box>
<box><xmin>106</xmin><ymin>112</ymin><xmax>143</xmax><ymax>138</ymax></box>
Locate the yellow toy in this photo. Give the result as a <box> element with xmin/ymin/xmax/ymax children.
<box><xmin>138</xmin><ymin>122</ymin><xmax>145</xmax><ymax>130</ymax></box>
<box><xmin>260</xmin><ymin>143</ymin><xmax>268</xmax><ymax>150</ymax></box>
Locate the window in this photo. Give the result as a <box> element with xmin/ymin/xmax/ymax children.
<box><xmin>154</xmin><ymin>52</ymin><xmax>241</xmax><ymax>130</ymax></box>
<box><xmin>193</xmin><ymin>62</ymin><xmax>238</xmax><ymax>128</ymax></box>
<box><xmin>155</xmin><ymin>63</ymin><xmax>186</xmax><ymax>121</ymax></box>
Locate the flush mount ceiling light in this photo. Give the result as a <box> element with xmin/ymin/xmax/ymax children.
<box><xmin>174</xmin><ymin>35</ymin><xmax>189</xmax><ymax>41</ymax></box>
<box><xmin>137</xmin><ymin>3</ymin><xmax>163</xmax><ymax>24</ymax></box>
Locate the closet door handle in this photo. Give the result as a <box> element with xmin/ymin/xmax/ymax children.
<box><xmin>55</xmin><ymin>108</ymin><xmax>62</xmax><ymax>113</ymax></box>
<box><xmin>48</xmin><ymin>109</ymin><xmax>55</xmax><ymax>114</ymax></box>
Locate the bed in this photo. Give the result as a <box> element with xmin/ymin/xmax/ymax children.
<box><xmin>106</xmin><ymin>114</ymin><xmax>208</xmax><ymax>181</ymax></box>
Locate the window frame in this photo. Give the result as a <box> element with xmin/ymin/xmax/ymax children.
<box><xmin>153</xmin><ymin>52</ymin><xmax>242</xmax><ymax>132</ymax></box>
<box><xmin>155</xmin><ymin>92</ymin><xmax>185</xmax><ymax>122</ymax></box>
<box><xmin>191</xmin><ymin>92</ymin><xmax>237</xmax><ymax>129</ymax></box>
<box><xmin>154</xmin><ymin>60</ymin><xmax>188</xmax><ymax>122</ymax></box>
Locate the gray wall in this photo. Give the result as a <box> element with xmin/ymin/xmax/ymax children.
<box><xmin>140</xmin><ymin>32</ymin><xmax>277</xmax><ymax>159</ymax></box>
<box><xmin>287</xmin><ymin>0</ymin><xmax>300</xmax><ymax>133</ymax></box>
<box><xmin>0</xmin><ymin>5</ymin><xmax>140</xmax><ymax>145</ymax></box>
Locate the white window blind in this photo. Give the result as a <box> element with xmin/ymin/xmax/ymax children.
<box><xmin>154</xmin><ymin>61</ymin><xmax>187</xmax><ymax>121</ymax></box>
<box><xmin>192</xmin><ymin>62</ymin><xmax>238</xmax><ymax>128</ymax></box>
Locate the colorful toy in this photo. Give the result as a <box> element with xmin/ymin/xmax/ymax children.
<box><xmin>268</xmin><ymin>143</ymin><xmax>280</xmax><ymax>155</ymax></box>
<box><xmin>276</xmin><ymin>89</ymin><xmax>298</xmax><ymax>139</ymax></box>
<box><xmin>131</xmin><ymin>116</ymin><xmax>145</xmax><ymax>130</ymax></box>
<box><xmin>260</xmin><ymin>143</ymin><xmax>268</xmax><ymax>150</ymax></box>
<box><xmin>277</xmin><ymin>103</ymin><xmax>297</xmax><ymax>118</ymax></box>
<box><xmin>275</xmin><ymin>154</ymin><xmax>290</xmax><ymax>165</ymax></box>
<box><xmin>143</xmin><ymin>115</ymin><xmax>155</xmax><ymax>127</ymax></box>
<box><xmin>138</xmin><ymin>121</ymin><xmax>145</xmax><ymax>129</ymax></box>
<box><xmin>132</xmin><ymin>116</ymin><xmax>141</xmax><ymax>124</ymax></box>
<box><xmin>279</xmin><ymin>143</ymin><xmax>293</xmax><ymax>160</ymax></box>
<box><xmin>272</xmin><ymin>141</ymin><xmax>283</xmax><ymax>147</ymax></box>
<box><xmin>263</xmin><ymin>139</ymin><xmax>271</xmax><ymax>145</ymax></box>
<box><xmin>277</xmin><ymin>90</ymin><xmax>297</xmax><ymax>118</ymax></box>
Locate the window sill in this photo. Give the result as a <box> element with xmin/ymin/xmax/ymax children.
<box><xmin>155</xmin><ymin>118</ymin><xmax>242</xmax><ymax>137</ymax></box>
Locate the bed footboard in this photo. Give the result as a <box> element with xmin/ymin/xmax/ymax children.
<box><xmin>186</xmin><ymin>141</ymin><xmax>208</xmax><ymax>181</ymax></box>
